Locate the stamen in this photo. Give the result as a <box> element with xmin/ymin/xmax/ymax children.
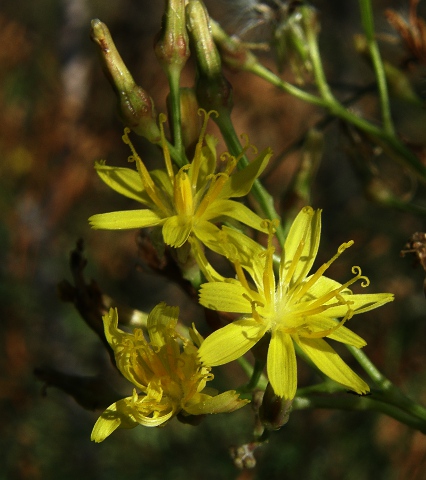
<box><xmin>262</xmin><ymin>246</ymin><xmax>276</xmax><ymax>305</ymax></box>
<box><xmin>174</xmin><ymin>168</ymin><xmax>193</xmax><ymax>216</ymax></box>
<box><xmin>156</xmin><ymin>114</ymin><xmax>175</xmax><ymax>182</ymax></box>
<box><xmin>283</xmin><ymin>239</ymin><xmax>306</xmax><ymax>285</ymax></box>
<box><xmin>243</xmin><ymin>295</ymin><xmax>263</xmax><ymax>324</ymax></box>
<box><xmin>235</xmin><ymin>260</ymin><xmax>252</xmax><ymax>293</ymax></box>
<box><xmin>293</xmin><ymin>241</ymin><xmax>354</xmax><ymax>300</ymax></box>
<box><xmin>295</xmin><ymin>265</ymin><xmax>367</xmax><ymax>317</ymax></box>
<box><xmin>299</xmin><ymin>305</ymin><xmax>353</xmax><ymax>339</ymax></box>
<box><xmin>236</xmin><ymin>133</ymin><xmax>258</xmax><ymax>162</ymax></box>
<box><xmin>122</xmin><ymin>128</ymin><xmax>169</xmax><ymax>213</ymax></box>
<box><xmin>352</xmin><ymin>266</ymin><xmax>370</xmax><ymax>287</ymax></box>
<box><xmin>191</xmin><ymin>109</ymin><xmax>218</xmax><ymax>189</ymax></box>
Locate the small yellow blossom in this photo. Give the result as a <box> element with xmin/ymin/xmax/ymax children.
<box><xmin>89</xmin><ymin>111</ymin><xmax>271</xmax><ymax>249</ymax></box>
<box><xmin>91</xmin><ymin>303</ymin><xmax>248</xmax><ymax>442</ymax></box>
<box><xmin>197</xmin><ymin>206</ymin><xmax>394</xmax><ymax>400</ymax></box>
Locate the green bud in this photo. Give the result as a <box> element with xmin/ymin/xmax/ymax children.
<box><xmin>90</xmin><ymin>19</ymin><xmax>161</xmax><ymax>143</ymax></box>
<box><xmin>259</xmin><ymin>383</ymin><xmax>293</xmax><ymax>430</ymax></box>
<box><xmin>154</xmin><ymin>0</ymin><xmax>190</xmax><ymax>75</ymax></box>
<box><xmin>186</xmin><ymin>0</ymin><xmax>221</xmax><ymax>78</ymax></box>
<box><xmin>186</xmin><ymin>0</ymin><xmax>233</xmax><ymax>114</ymax></box>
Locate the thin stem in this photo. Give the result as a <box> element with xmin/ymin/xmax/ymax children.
<box><xmin>359</xmin><ymin>0</ymin><xmax>394</xmax><ymax>135</ymax></box>
<box><xmin>348</xmin><ymin>345</ymin><xmax>426</xmax><ymax>422</ymax></box>
<box><xmin>213</xmin><ymin>110</ymin><xmax>286</xmax><ymax>246</ymax></box>
<box><xmin>252</xmin><ymin>63</ymin><xmax>426</xmax><ymax>180</ymax></box>
<box><xmin>249</xmin><ymin>63</ymin><xmax>327</xmax><ymax>108</ymax></box>
<box><xmin>304</xmin><ymin>13</ymin><xmax>334</xmax><ymax>103</ymax></box>
<box><xmin>166</xmin><ymin>68</ymin><xmax>188</xmax><ymax>166</ymax></box>
<box><xmin>238</xmin><ymin>359</ymin><xmax>267</xmax><ymax>393</ymax></box>
<box><xmin>347</xmin><ymin>345</ymin><xmax>389</xmax><ymax>386</ymax></box>
<box><xmin>293</xmin><ymin>393</ymin><xmax>426</xmax><ymax>434</ymax></box>
<box><xmin>163</xmin><ymin>138</ymin><xmax>184</xmax><ymax>167</ymax></box>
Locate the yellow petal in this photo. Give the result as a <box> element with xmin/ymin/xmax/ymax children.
<box><xmin>192</xmin><ymin>220</ymin><xmax>223</xmax><ymax>255</ymax></box>
<box><xmin>162</xmin><ymin>215</ymin><xmax>192</xmax><ymax>247</ymax></box>
<box><xmin>202</xmin><ymin>199</ymin><xmax>267</xmax><ymax>232</ymax></box>
<box><xmin>89</xmin><ymin>209</ymin><xmax>163</xmax><ymax>230</ymax></box>
<box><xmin>189</xmin><ymin>235</ymin><xmax>225</xmax><ymax>283</ymax></box>
<box><xmin>210</xmin><ymin>226</ymin><xmax>266</xmax><ymax>287</ymax></box>
<box><xmin>196</xmin><ymin>134</ymin><xmax>218</xmax><ymax>185</ymax></box>
<box><xmin>95</xmin><ymin>161</ymin><xmax>148</xmax><ymax>203</ymax></box>
<box><xmin>267</xmin><ymin>330</ymin><xmax>297</xmax><ymax>399</ymax></box>
<box><xmin>306</xmin><ymin>275</ymin><xmax>348</xmax><ymax>298</ymax></box>
<box><xmin>198</xmin><ymin>318</ymin><xmax>266</xmax><ymax>366</ymax></box>
<box><xmin>199</xmin><ymin>282</ymin><xmax>253</xmax><ymax>313</ymax></box>
<box><xmin>134</xmin><ymin>408</ymin><xmax>175</xmax><ymax>427</ymax></box>
<box><xmin>102</xmin><ymin>313</ymin><xmax>146</xmax><ymax>389</ymax></box>
<box><xmin>102</xmin><ymin>307</ymin><xmax>120</xmax><ymax>348</ymax></box>
<box><xmin>295</xmin><ymin>336</ymin><xmax>370</xmax><ymax>394</ymax></box>
<box><xmin>218</xmin><ymin>147</ymin><xmax>272</xmax><ymax>199</ymax></box>
<box><xmin>301</xmin><ymin>316</ymin><xmax>367</xmax><ymax>347</ymax></box>
<box><xmin>185</xmin><ymin>391</ymin><xmax>249</xmax><ymax>415</ymax></box>
<box><xmin>91</xmin><ymin>398</ymin><xmax>139</xmax><ymax>443</ymax></box>
<box><xmin>315</xmin><ymin>292</ymin><xmax>394</xmax><ymax>319</ymax></box>
<box><xmin>147</xmin><ymin>303</ymin><xmax>179</xmax><ymax>347</ymax></box>
<box><xmin>150</xmin><ymin>169</ymin><xmax>174</xmax><ymax>198</ymax></box>
<box><xmin>281</xmin><ymin>206</ymin><xmax>321</xmax><ymax>287</ymax></box>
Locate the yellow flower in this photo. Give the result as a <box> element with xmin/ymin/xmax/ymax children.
<box><xmin>197</xmin><ymin>207</ymin><xmax>394</xmax><ymax>400</ymax></box>
<box><xmin>89</xmin><ymin>111</ymin><xmax>271</xmax><ymax>249</ymax></box>
<box><xmin>91</xmin><ymin>303</ymin><xmax>248</xmax><ymax>442</ymax></box>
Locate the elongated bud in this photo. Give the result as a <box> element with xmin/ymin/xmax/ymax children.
<box><xmin>186</xmin><ymin>0</ymin><xmax>233</xmax><ymax>115</ymax></box>
<box><xmin>259</xmin><ymin>383</ymin><xmax>293</xmax><ymax>430</ymax></box>
<box><xmin>154</xmin><ymin>0</ymin><xmax>190</xmax><ymax>75</ymax></box>
<box><xmin>90</xmin><ymin>19</ymin><xmax>161</xmax><ymax>143</ymax></box>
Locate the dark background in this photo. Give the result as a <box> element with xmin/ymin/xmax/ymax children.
<box><xmin>1</xmin><ymin>1</ymin><xmax>426</xmax><ymax>479</ymax></box>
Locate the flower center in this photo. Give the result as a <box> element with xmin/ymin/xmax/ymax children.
<box><xmin>267</xmin><ymin>241</ymin><xmax>370</xmax><ymax>338</ymax></box>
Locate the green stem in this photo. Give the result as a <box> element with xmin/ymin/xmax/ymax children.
<box><xmin>359</xmin><ymin>0</ymin><xmax>394</xmax><ymax>135</ymax></box>
<box><xmin>249</xmin><ymin>63</ymin><xmax>327</xmax><ymax>108</ymax></box>
<box><xmin>214</xmin><ymin>110</ymin><xmax>286</xmax><ymax>246</ymax></box>
<box><xmin>347</xmin><ymin>345</ymin><xmax>388</xmax><ymax>386</ymax></box>
<box><xmin>166</xmin><ymin>68</ymin><xmax>187</xmax><ymax>166</ymax></box>
<box><xmin>250</xmin><ymin>62</ymin><xmax>426</xmax><ymax>180</ymax></box>
<box><xmin>348</xmin><ymin>345</ymin><xmax>426</xmax><ymax>422</ymax></box>
<box><xmin>163</xmin><ymin>138</ymin><xmax>184</xmax><ymax>167</ymax></box>
<box><xmin>238</xmin><ymin>359</ymin><xmax>267</xmax><ymax>393</ymax></box>
<box><xmin>293</xmin><ymin>393</ymin><xmax>426</xmax><ymax>433</ymax></box>
<box><xmin>304</xmin><ymin>14</ymin><xmax>334</xmax><ymax>103</ymax></box>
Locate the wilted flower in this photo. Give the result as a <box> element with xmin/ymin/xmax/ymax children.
<box><xmin>91</xmin><ymin>303</ymin><xmax>248</xmax><ymax>442</ymax></box>
<box><xmin>197</xmin><ymin>206</ymin><xmax>394</xmax><ymax>400</ymax></box>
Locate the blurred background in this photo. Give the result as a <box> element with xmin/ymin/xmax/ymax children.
<box><xmin>1</xmin><ymin>0</ymin><xmax>426</xmax><ymax>479</ymax></box>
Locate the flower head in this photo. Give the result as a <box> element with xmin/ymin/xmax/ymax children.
<box><xmin>89</xmin><ymin>111</ymin><xmax>271</xmax><ymax>249</ymax></box>
<box><xmin>91</xmin><ymin>303</ymin><xmax>248</xmax><ymax>442</ymax></box>
<box><xmin>197</xmin><ymin>206</ymin><xmax>394</xmax><ymax>400</ymax></box>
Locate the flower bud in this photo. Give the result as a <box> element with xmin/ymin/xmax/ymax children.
<box><xmin>154</xmin><ymin>0</ymin><xmax>190</xmax><ymax>75</ymax></box>
<box><xmin>186</xmin><ymin>0</ymin><xmax>233</xmax><ymax>115</ymax></box>
<box><xmin>90</xmin><ymin>19</ymin><xmax>161</xmax><ymax>143</ymax></box>
<box><xmin>259</xmin><ymin>383</ymin><xmax>293</xmax><ymax>430</ymax></box>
